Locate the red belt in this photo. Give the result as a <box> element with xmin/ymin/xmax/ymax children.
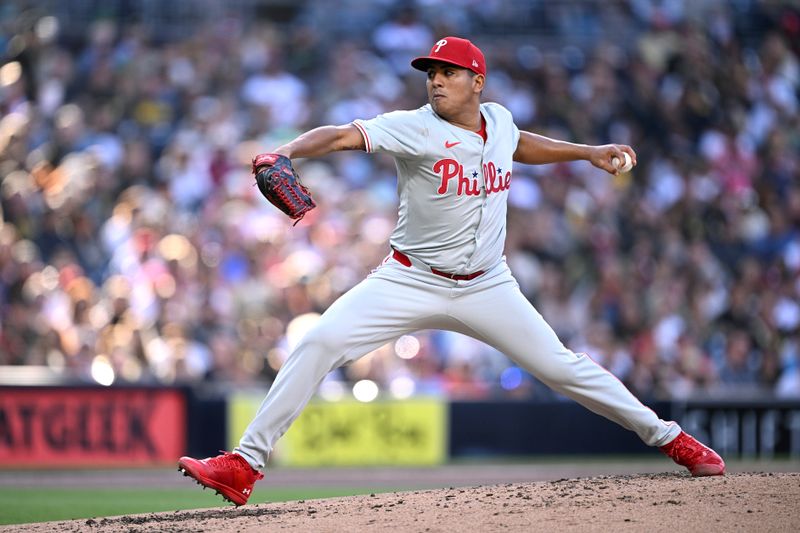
<box><xmin>392</xmin><ymin>249</ymin><xmax>485</xmax><ymax>281</ymax></box>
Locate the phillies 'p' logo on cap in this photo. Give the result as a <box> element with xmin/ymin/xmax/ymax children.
<box><xmin>411</xmin><ymin>36</ymin><xmax>486</xmax><ymax>77</ymax></box>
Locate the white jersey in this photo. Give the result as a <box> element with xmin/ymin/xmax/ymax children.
<box><xmin>353</xmin><ymin>102</ymin><xmax>520</xmax><ymax>274</ymax></box>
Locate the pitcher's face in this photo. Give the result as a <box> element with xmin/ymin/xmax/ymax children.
<box><xmin>426</xmin><ymin>62</ymin><xmax>483</xmax><ymax>119</ymax></box>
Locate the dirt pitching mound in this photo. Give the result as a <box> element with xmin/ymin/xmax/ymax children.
<box><xmin>5</xmin><ymin>472</ymin><xmax>799</xmax><ymax>532</ymax></box>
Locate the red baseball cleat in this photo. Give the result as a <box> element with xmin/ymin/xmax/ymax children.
<box><xmin>178</xmin><ymin>451</ymin><xmax>264</xmax><ymax>506</ymax></box>
<box><xmin>659</xmin><ymin>431</ymin><xmax>725</xmax><ymax>477</ymax></box>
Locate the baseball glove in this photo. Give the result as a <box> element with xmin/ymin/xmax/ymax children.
<box><xmin>251</xmin><ymin>153</ymin><xmax>316</xmax><ymax>224</ymax></box>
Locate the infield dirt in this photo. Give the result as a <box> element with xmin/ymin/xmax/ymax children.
<box><xmin>3</xmin><ymin>472</ymin><xmax>798</xmax><ymax>532</ymax></box>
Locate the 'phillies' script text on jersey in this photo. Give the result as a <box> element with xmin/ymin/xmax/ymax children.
<box><xmin>434</xmin><ymin>158</ymin><xmax>511</xmax><ymax>196</ymax></box>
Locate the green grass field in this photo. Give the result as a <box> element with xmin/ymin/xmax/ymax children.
<box><xmin>0</xmin><ymin>486</ymin><xmax>385</xmax><ymax>525</ymax></box>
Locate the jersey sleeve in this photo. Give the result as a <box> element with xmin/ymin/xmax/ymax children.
<box><xmin>353</xmin><ymin>109</ymin><xmax>428</xmax><ymax>158</ymax></box>
<box><xmin>511</xmin><ymin>117</ymin><xmax>521</xmax><ymax>152</ymax></box>
<box><xmin>501</xmin><ymin>104</ymin><xmax>521</xmax><ymax>152</ymax></box>
<box><xmin>483</xmin><ymin>102</ymin><xmax>521</xmax><ymax>152</ymax></box>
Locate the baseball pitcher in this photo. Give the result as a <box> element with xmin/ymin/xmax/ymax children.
<box><xmin>179</xmin><ymin>36</ymin><xmax>725</xmax><ymax>506</ymax></box>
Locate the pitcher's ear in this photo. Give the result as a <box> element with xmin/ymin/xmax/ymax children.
<box><xmin>473</xmin><ymin>73</ymin><xmax>485</xmax><ymax>93</ymax></box>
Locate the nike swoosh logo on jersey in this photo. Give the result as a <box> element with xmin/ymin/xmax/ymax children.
<box><xmin>445</xmin><ymin>141</ymin><xmax>461</xmax><ymax>148</ymax></box>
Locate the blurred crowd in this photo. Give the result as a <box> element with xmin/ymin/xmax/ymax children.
<box><xmin>1</xmin><ymin>0</ymin><xmax>799</xmax><ymax>400</ymax></box>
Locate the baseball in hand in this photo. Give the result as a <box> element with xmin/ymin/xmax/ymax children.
<box><xmin>611</xmin><ymin>152</ymin><xmax>633</xmax><ymax>173</ymax></box>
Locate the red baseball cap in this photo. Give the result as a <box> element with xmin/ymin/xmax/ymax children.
<box><xmin>411</xmin><ymin>36</ymin><xmax>486</xmax><ymax>77</ymax></box>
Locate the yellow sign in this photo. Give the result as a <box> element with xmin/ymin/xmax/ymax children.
<box><xmin>228</xmin><ymin>395</ymin><xmax>447</xmax><ymax>466</ymax></box>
